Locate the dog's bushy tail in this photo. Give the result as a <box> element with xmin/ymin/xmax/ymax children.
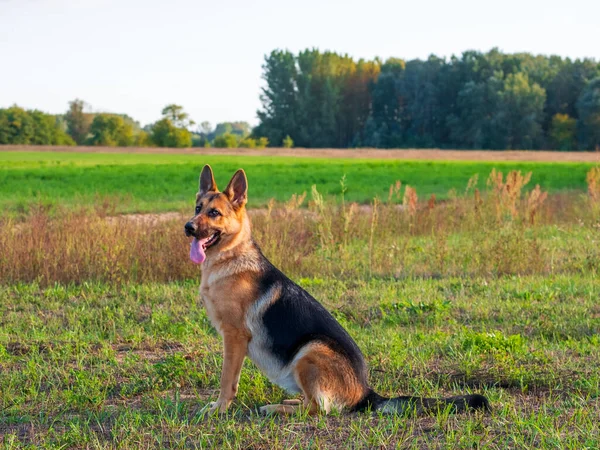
<box><xmin>352</xmin><ymin>389</ymin><xmax>490</xmax><ymax>415</ymax></box>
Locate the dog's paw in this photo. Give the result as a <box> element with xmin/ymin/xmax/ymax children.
<box><xmin>259</xmin><ymin>404</ymin><xmax>300</xmax><ymax>415</ymax></box>
<box><xmin>199</xmin><ymin>401</ymin><xmax>218</xmax><ymax>417</ymax></box>
<box><xmin>199</xmin><ymin>401</ymin><xmax>229</xmax><ymax>417</ymax></box>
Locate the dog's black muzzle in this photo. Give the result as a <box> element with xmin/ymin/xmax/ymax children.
<box><xmin>184</xmin><ymin>221</ymin><xmax>196</xmax><ymax>237</ymax></box>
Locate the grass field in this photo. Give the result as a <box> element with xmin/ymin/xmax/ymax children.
<box><xmin>1</xmin><ymin>150</ymin><xmax>600</xmax><ymax>448</ymax></box>
<box><xmin>0</xmin><ymin>151</ymin><xmax>596</xmax><ymax>214</ymax></box>
<box><xmin>1</xmin><ymin>277</ymin><xmax>599</xmax><ymax>448</ymax></box>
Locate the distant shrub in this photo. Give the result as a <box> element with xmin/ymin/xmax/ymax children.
<box><xmin>149</xmin><ymin>104</ymin><xmax>194</xmax><ymax>148</ymax></box>
<box><xmin>134</xmin><ymin>131</ymin><xmax>150</xmax><ymax>147</ymax></box>
<box><xmin>282</xmin><ymin>135</ymin><xmax>294</xmax><ymax>148</ymax></box>
<box><xmin>191</xmin><ymin>134</ymin><xmax>210</xmax><ymax>148</ymax></box>
<box><xmin>239</xmin><ymin>137</ymin><xmax>257</xmax><ymax>149</ymax></box>
<box><xmin>213</xmin><ymin>133</ymin><xmax>238</xmax><ymax>148</ymax></box>
<box><xmin>257</xmin><ymin>137</ymin><xmax>269</xmax><ymax>149</ymax></box>
<box><xmin>150</xmin><ymin>118</ymin><xmax>192</xmax><ymax>148</ymax></box>
<box><xmin>87</xmin><ymin>114</ymin><xmax>135</xmax><ymax>147</ymax></box>
<box><xmin>550</xmin><ymin>114</ymin><xmax>576</xmax><ymax>150</ymax></box>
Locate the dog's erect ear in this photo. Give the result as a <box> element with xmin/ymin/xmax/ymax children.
<box><xmin>224</xmin><ymin>169</ymin><xmax>248</xmax><ymax>209</ymax></box>
<box><xmin>199</xmin><ymin>165</ymin><xmax>217</xmax><ymax>195</ymax></box>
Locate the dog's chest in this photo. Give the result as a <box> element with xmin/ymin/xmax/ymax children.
<box><xmin>199</xmin><ymin>265</ymin><xmax>253</xmax><ymax>335</ymax></box>
<box><xmin>199</xmin><ymin>278</ymin><xmax>228</xmax><ymax>336</ymax></box>
<box><xmin>243</xmin><ymin>286</ymin><xmax>301</xmax><ymax>394</ymax></box>
<box><xmin>199</xmin><ymin>268</ymin><xmax>300</xmax><ymax>394</ymax></box>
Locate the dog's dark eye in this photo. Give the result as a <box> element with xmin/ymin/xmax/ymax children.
<box><xmin>195</xmin><ymin>205</ymin><xmax>202</xmax><ymax>215</ymax></box>
<box><xmin>208</xmin><ymin>209</ymin><xmax>220</xmax><ymax>218</ymax></box>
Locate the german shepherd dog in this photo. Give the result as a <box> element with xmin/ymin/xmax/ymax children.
<box><xmin>184</xmin><ymin>165</ymin><xmax>489</xmax><ymax>416</ymax></box>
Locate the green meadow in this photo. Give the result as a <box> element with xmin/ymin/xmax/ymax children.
<box><xmin>1</xmin><ymin>150</ymin><xmax>600</xmax><ymax>448</ymax></box>
<box><xmin>1</xmin><ymin>277</ymin><xmax>599</xmax><ymax>448</ymax></box>
<box><xmin>0</xmin><ymin>151</ymin><xmax>594</xmax><ymax>214</ymax></box>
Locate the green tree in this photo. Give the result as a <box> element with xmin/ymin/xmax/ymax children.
<box><xmin>447</xmin><ymin>77</ymin><xmax>502</xmax><ymax>149</ymax></box>
<box><xmin>149</xmin><ymin>105</ymin><xmax>194</xmax><ymax>148</ymax></box>
<box><xmin>239</xmin><ymin>137</ymin><xmax>257</xmax><ymax>148</ymax></box>
<box><xmin>209</xmin><ymin>122</ymin><xmax>251</xmax><ymax>141</ymax></box>
<box><xmin>577</xmin><ymin>78</ymin><xmax>600</xmax><ymax>150</ymax></box>
<box><xmin>87</xmin><ymin>114</ymin><xmax>135</xmax><ymax>147</ymax></box>
<box><xmin>0</xmin><ymin>106</ymin><xmax>34</xmax><ymax>144</ymax></box>
<box><xmin>255</xmin><ymin>48</ymin><xmax>600</xmax><ymax>150</ymax></box>
<box><xmin>135</xmin><ymin>131</ymin><xmax>150</xmax><ymax>147</ymax></box>
<box><xmin>161</xmin><ymin>104</ymin><xmax>195</xmax><ymax>129</ymax></box>
<box><xmin>496</xmin><ymin>73</ymin><xmax>546</xmax><ymax>149</ymax></box>
<box><xmin>30</xmin><ymin>111</ymin><xmax>75</xmax><ymax>145</ymax></box>
<box><xmin>0</xmin><ymin>106</ymin><xmax>74</xmax><ymax>145</ymax></box>
<box><xmin>549</xmin><ymin>114</ymin><xmax>577</xmax><ymax>150</ymax></box>
<box><xmin>364</xmin><ymin>58</ymin><xmax>405</xmax><ymax>147</ymax></box>
<box><xmin>282</xmin><ymin>135</ymin><xmax>294</xmax><ymax>148</ymax></box>
<box><xmin>255</xmin><ymin>50</ymin><xmax>299</xmax><ymax>148</ymax></box>
<box><xmin>191</xmin><ymin>134</ymin><xmax>210</xmax><ymax>147</ymax></box>
<box><xmin>545</xmin><ymin>59</ymin><xmax>600</xmax><ymax>130</ymax></box>
<box><xmin>213</xmin><ymin>133</ymin><xmax>238</xmax><ymax>148</ymax></box>
<box><xmin>257</xmin><ymin>137</ymin><xmax>269</xmax><ymax>149</ymax></box>
<box><xmin>150</xmin><ymin>118</ymin><xmax>192</xmax><ymax>148</ymax></box>
<box><xmin>65</xmin><ymin>99</ymin><xmax>92</xmax><ymax>144</ymax></box>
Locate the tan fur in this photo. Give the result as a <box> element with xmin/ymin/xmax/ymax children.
<box><xmin>192</xmin><ymin>166</ymin><xmax>366</xmax><ymax>416</ymax></box>
<box><xmin>293</xmin><ymin>342</ymin><xmax>366</xmax><ymax>414</ymax></box>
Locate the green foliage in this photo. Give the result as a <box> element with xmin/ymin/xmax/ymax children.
<box><xmin>29</xmin><ymin>111</ymin><xmax>76</xmax><ymax>146</ymax></box>
<box><xmin>498</xmin><ymin>73</ymin><xmax>546</xmax><ymax>149</ymax></box>
<box><xmin>150</xmin><ymin>118</ymin><xmax>192</xmax><ymax>148</ymax></box>
<box><xmin>257</xmin><ymin>48</ymin><xmax>600</xmax><ymax>150</ymax></box>
<box><xmin>282</xmin><ymin>135</ymin><xmax>294</xmax><ymax>148</ymax></box>
<box><xmin>577</xmin><ymin>77</ymin><xmax>600</xmax><ymax>150</ymax></box>
<box><xmin>211</xmin><ymin>122</ymin><xmax>250</xmax><ymax>140</ymax></box>
<box><xmin>0</xmin><ymin>106</ymin><xmax>34</xmax><ymax>144</ymax></box>
<box><xmin>239</xmin><ymin>137</ymin><xmax>257</xmax><ymax>148</ymax></box>
<box><xmin>237</xmin><ymin>136</ymin><xmax>268</xmax><ymax>149</ymax></box>
<box><xmin>257</xmin><ymin>137</ymin><xmax>269</xmax><ymax>148</ymax></box>
<box><xmin>550</xmin><ymin>114</ymin><xmax>577</xmax><ymax>150</ymax></box>
<box><xmin>1</xmin><ymin>276</ymin><xmax>600</xmax><ymax>446</ymax></box>
<box><xmin>191</xmin><ymin>134</ymin><xmax>210</xmax><ymax>148</ymax></box>
<box><xmin>64</xmin><ymin>99</ymin><xmax>92</xmax><ymax>144</ymax></box>
<box><xmin>213</xmin><ymin>132</ymin><xmax>238</xmax><ymax>148</ymax></box>
<box><xmin>460</xmin><ymin>331</ymin><xmax>526</xmax><ymax>354</ymax></box>
<box><xmin>150</xmin><ymin>119</ymin><xmax>192</xmax><ymax>148</ymax></box>
<box><xmin>149</xmin><ymin>106</ymin><xmax>194</xmax><ymax>148</ymax></box>
<box><xmin>87</xmin><ymin>114</ymin><xmax>135</xmax><ymax>147</ymax></box>
<box><xmin>0</xmin><ymin>106</ymin><xmax>75</xmax><ymax>145</ymax></box>
<box><xmin>254</xmin><ymin>50</ymin><xmax>299</xmax><ymax>147</ymax></box>
<box><xmin>134</xmin><ymin>130</ymin><xmax>150</xmax><ymax>147</ymax></box>
<box><xmin>161</xmin><ymin>104</ymin><xmax>195</xmax><ymax>129</ymax></box>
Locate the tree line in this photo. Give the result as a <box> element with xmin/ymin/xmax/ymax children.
<box><xmin>2</xmin><ymin>48</ymin><xmax>599</xmax><ymax>150</ymax></box>
<box><xmin>255</xmin><ymin>48</ymin><xmax>600</xmax><ymax>150</ymax></box>
<box><xmin>0</xmin><ymin>101</ymin><xmax>261</xmax><ymax>149</ymax></box>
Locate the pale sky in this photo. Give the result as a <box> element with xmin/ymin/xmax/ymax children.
<box><xmin>1</xmin><ymin>0</ymin><xmax>598</xmax><ymax>128</ymax></box>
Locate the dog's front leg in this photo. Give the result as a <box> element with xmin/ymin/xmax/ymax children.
<box><xmin>205</xmin><ymin>327</ymin><xmax>249</xmax><ymax>414</ymax></box>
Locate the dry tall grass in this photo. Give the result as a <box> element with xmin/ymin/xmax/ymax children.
<box><xmin>1</xmin><ymin>169</ymin><xmax>599</xmax><ymax>285</ymax></box>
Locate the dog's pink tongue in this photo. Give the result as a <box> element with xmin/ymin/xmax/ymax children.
<box><xmin>190</xmin><ymin>237</ymin><xmax>209</xmax><ymax>264</ymax></box>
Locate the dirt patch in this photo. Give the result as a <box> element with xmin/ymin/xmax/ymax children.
<box><xmin>3</xmin><ymin>145</ymin><xmax>600</xmax><ymax>163</ymax></box>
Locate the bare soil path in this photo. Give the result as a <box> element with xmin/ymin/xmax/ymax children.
<box><xmin>3</xmin><ymin>145</ymin><xmax>600</xmax><ymax>163</ymax></box>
